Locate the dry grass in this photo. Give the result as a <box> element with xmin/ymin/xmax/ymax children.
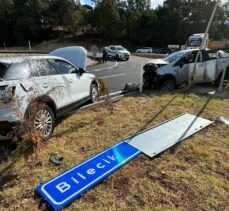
<box><xmin>0</xmin><ymin>92</ymin><xmax>229</xmax><ymax>210</ymax></box>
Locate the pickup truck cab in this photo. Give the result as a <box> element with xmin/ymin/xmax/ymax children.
<box><xmin>143</xmin><ymin>49</ymin><xmax>229</xmax><ymax>90</ymax></box>
<box><xmin>106</xmin><ymin>45</ymin><xmax>130</xmax><ymax>61</ymax></box>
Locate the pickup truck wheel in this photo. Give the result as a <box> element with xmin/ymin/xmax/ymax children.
<box><xmin>160</xmin><ymin>77</ymin><xmax>175</xmax><ymax>91</ymax></box>
<box><xmin>143</xmin><ymin>73</ymin><xmax>153</xmax><ymax>89</ymax></box>
<box><xmin>90</xmin><ymin>84</ymin><xmax>99</xmax><ymax>103</ymax></box>
<box><xmin>33</xmin><ymin>105</ymin><xmax>55</xmax><ymax>141</ymax></box>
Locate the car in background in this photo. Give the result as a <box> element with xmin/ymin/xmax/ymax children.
<box><xmin>0</xmin><ymin>48</ymin><xmax>99</xmax><ymax>140</ymax></box>
<box><xmin>136</xmin><ymin>47</ymin><xmax>153</xmax><ymax>53</ymax></box>
<box><xmin>106</xmin><ymin>45</ymin><xmax>130</xmax><ymax>61</ymax></box>
<box><xmin>143</xmin><ymin>49</ymin><xmax>229</xmax><ymax>91</ymax></box>
<box><xmin>156</xmin><ymin>47</ymin><xmax>174</xmax><ymax>54</ymax></box>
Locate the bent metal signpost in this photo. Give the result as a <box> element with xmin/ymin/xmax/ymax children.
<box><xmin>37</xmin><ymin>142</ymin><xmax>141</xmax><ymax>210</ymax></box>
<box><xmin>37</xmin><ymin>113</ymin><xmax>213</xmax><ymax>210</ymax></box>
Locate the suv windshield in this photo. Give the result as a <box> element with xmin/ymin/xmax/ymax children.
<box><xmin>116</xmin><ymin>47</ymin><xmax>125</xmax><ymax>51</ymax></box>
<box><xmin>0</xmin><ymin>62</ymin><xmax>31</xmax><ymax>81</ymax></box>
<box><xmin>164</xmin><ymin>51</ymin><xmax>186</xmax><ymax>63</ymax></box>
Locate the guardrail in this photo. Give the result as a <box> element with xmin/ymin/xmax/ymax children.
<box><xmin>132</xmin><ymin>53</ymin><xmax>166</xmax><ymax>59</ymax></box>
<box><xmin>0</xmin><ymin>50</ymin><xmax>48</xmax><ymax>54</ymax></box>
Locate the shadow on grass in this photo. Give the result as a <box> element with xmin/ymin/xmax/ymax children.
<box><xmin>169</xmin><ymin>95</ymin><xmax>212</xmax><ymax>153</ymax></box>
<box><xmin>0</xmin><ymin>141</ymin><xmax>16</xmax><ymax>164</ymax></box>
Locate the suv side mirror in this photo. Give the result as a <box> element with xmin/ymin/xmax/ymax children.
<box><xmin>79</xmin><ymin>68</ymin><xmax>85</xmax><ymax>75</ymax></box>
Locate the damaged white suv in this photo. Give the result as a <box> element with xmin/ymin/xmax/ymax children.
<box><xmin>0</xmin><ymin>47</ymin><xmax>99</xmax><ymax>140</ymax></box>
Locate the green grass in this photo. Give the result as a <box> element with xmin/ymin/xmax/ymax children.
<box><xmin>0</xmin><ymin>92</ymin><xmax>229</xmax><ymax>210</ymax></box>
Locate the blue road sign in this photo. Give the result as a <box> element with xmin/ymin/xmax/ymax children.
<box><xmin>37</xmin><ymin>142</ymin><xmax>140</xmax><ymax>210</ymax></box>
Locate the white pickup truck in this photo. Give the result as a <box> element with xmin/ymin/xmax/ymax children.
<box><xmin>106</xmin><ymin>45</ymin><xmax>130</xmax><ymax>61</ymax></box>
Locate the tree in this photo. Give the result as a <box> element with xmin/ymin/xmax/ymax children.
<box><xmin>91</xmin><ymin>0</ymin><xmax>122</xmax><ymax>40</ymax></box>
<box><xmin>127</xmin><ymin>0</ymin><xmax>151</xmax><ymax>11</ymax></box>
<box><xmin>0</xmin><ymin>0</ymin><xmax>13</xmax><ymax>45</ymax></box>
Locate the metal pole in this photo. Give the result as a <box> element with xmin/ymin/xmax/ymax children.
<box><xmin>3</xmin><ymin>42</ymin><xmax>6</xmax><ymax>50</ymax></box>
<box><xmin>186</xmin><ymin>2</ymin><xmax>218</xmax><ymax>91</ymax></box>
<box><xmin>28</xmin><ymin>40</ymin><xmax>31</xmax><ymax>51</ymax></box>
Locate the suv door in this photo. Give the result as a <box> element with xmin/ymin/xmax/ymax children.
<box><xmin>30</xmin><ymin>60</ymin><xmax>71</xmax><ymax>109</ymax></box>
<box><xmin>202</xmin><ymin>50</ymin><xmax>217</xmax><ymax>82</ymax></box>
<box><xmin>190</xmin><ymin>51</ymin><xmax>205</xmax><ymax>82</ymax></box>
<box><xmin>216</xmin><ymin>51</ymin><xmax>228</xmax><ymax>80</ymax></box>
<box><xmin>51</xmin><ymin>59</ymin><xmax>90</xmax><ymax>103</ymax></box>
<box><xmin>108</xmin><ymin>46</ymin><xmax>116</xmax><ymax>57</ymax></box>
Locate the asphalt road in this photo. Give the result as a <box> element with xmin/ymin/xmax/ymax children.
<box><xmin>87</xmin><ymin>55</ymin><xmax>149</xmax><ymax>93</ymax></box>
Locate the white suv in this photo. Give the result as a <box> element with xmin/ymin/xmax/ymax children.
<box><xmin>106</xmin><ymin>45</ymin><xmax>130</xmax><ymax>61</ymax></box>
<box><xmin>0</xmin><ymin>52</ymin><xmax>99</xmax><ymax>140</ymax></box>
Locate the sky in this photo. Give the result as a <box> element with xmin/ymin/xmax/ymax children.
<box><xmin>80</xmin><ymin>0</ymin><xmax>165</xmax><ymax>9</ymax></box>
<box><xmin>80</xmin><ymin>0</ymin><xmax>227</xmax><ymax>8</ymax></box>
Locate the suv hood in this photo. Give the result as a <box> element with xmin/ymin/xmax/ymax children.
<box><xmin>118</xmin><ymin>50</ymin><xmax>130</xmax><ymax>55</ymax></box>
<box><xmin>147</xmin><ymin>58</ymin><xmax>168</xmax><ymax>65</ymax></box>
<box><xmin>50</xmin><ymin>46</ymin><xmax>87</xmax><ymax>70</ymax></box>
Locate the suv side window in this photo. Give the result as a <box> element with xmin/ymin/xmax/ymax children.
<box><xmin>52</xmin><ymin>60</ymin><xmax>78</xmax><ymax>74</ymax></box>
<box><xmin>3</xmin><ymin>61</ymin><xmax>31</xmax><ymax>80</ymax></box>
<box><xmin>110</xmin><ymin>47</ymin><xmax>115</xmax><ymax>50</ymax></box>
<box><xmin>27</xmin><ymin>61</ymin><xmax>39</xmax><ymax>77</ymax></box>
<box><xmin>33</xmin><ymin>60</ymin><xmax>57</xmax><ymax>76</ymax></box>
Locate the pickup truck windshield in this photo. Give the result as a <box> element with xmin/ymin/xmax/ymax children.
<box><xmin>164</xmin><ymin>51</ymin><xmax>186</xmax><ymax>63</ymax></box>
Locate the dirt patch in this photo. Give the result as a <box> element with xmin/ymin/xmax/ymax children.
<box><xmin>87</xmin><ymin>57</ymin><xmax>98</xmax><ymax>67</ymax></box>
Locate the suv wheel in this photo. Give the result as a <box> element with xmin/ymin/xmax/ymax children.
<box><xmin>160</xmin><ymin>77</ymin><xmax>175</xmax><ymax>91</ymax></box>
<box><xmin>33</xmin><ymin>105</ymin><xmax>55</xmax><ymax>140</ymax></box>
<box><xmin>116</xmin><ymin>54</ymin><xmax>120</xmax><ymax>61</ymax></box>
<box><xmin>90</xmin><ymin>84</ymin><xmax>99</xmax><ymax>103</ymax></box>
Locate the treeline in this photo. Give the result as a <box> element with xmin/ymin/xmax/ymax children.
<box><xmin>0</xmin><ymin>0</ymin><xmax>228</xmax><ymax>47</ymax></box>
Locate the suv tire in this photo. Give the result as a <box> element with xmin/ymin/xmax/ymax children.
<box><xmin>33</xmin><ymin>105</ymin><xmax>55</xmax><ymax>141</ymax></box>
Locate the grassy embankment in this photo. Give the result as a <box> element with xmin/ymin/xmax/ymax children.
<box><xmin>0</xmin><ymin>91</ymin><xmax>228</xmax><ymax>210</ymax></box>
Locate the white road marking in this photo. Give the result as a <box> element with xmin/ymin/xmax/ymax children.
<box><xmin>90</xmin><ymin>61</ymin><xmax>118</xmax><ymax>72</ymax></box>
<box><xmin>100</xmin><ymin>73</ymin><xmax>125</xmax><ymax>79</ymax></box>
